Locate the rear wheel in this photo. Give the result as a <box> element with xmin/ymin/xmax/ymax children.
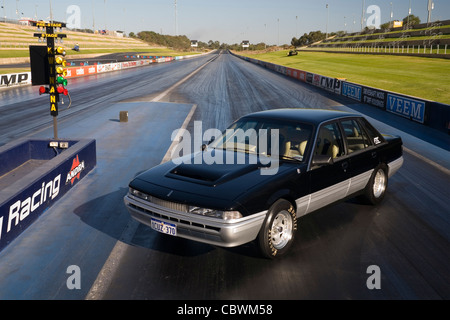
<box><xmin>257</xmin><ymin>199</ymin><xmax>297</xmax><ymax>259</ymax></box>
<box><xmin>362</xmin><ymin>164</ymin><xmax>388</xmax><ymax>205</ymax></box>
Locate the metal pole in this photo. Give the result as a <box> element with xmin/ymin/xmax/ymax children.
<box><xmin>427</xmin><ymin>0</ymin><xmax>433</xmax><ymax>24</ymax></box>
<box><xmin>53</xmin><ymin>117</ymin><xmax>58</xmax><ymax>140</ymax></box>
<box><xmin>175</xmin><ymin>0</ymin><xmax>178</xmax><ymax>36</ymax></box>
<box><xmin>361</xmin><ymin>0</ymin><xmax>365</xmax><ymax>30</ymax></box>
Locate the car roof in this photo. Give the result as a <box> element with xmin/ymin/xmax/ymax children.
<box><xmin>242</xmin><ymin>108</ymin><xmax>360</xmax><ymax>125</ymax></box>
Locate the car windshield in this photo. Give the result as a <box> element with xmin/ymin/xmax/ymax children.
<box><xmin>209</xmin><ymin>117</ymin><xmax>313</xmax><ymax>162</ymax></box>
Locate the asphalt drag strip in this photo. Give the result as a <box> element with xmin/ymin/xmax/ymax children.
<box><xmin>0</xmin><ymin>101</ymin><xmax>194</xmax><ymax>300</ymax></box>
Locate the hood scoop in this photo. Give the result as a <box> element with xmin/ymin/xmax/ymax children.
<box><xmin>167</xmin><ymin>162</ymin><xmax>259</xmax><ymax>187</ymax></box>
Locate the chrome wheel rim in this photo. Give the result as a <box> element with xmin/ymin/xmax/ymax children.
<box><xmin>271</xmin><ymin>211</ymin><xmax>293</xmax><ymax>250</ymax></box>
<box><xmin>373</xmin><ymin>169</ymin><xmax>386</xmax><ymax>198</ymax></box>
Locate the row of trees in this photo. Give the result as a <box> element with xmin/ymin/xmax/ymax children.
<box><xmin>132</xmin><ymin>15</ymin><xmax>422</xmax><ymax>51</ymax></box>
<box><xmin>291</xmin><ymin>30</ymin><xmax>328</xmax><ymax>47</ymax></box>
<box><xmin>290</xmin><ymin>15</ymin><xmax>422</xmax><ymax>48</ymax></box>
<box><xmin>133</xmin><ymin>31</ymin><xmax>192</xmax><ymax>50</ymax></box>
<box><xmin>131</xmin><ymin>33</ymin><xmax>276</xmax><ymax>51</ymax></box>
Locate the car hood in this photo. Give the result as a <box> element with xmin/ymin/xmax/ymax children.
<box><xmin>130</xmin><ymin>149</ymin><xmax>300</xmax><ymax>207</ymax></box>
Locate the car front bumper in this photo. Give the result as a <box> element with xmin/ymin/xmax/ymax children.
<box><xmin>124</xmin><ymin>194</ymin><xmax>267</xmax><ymax>248</ymax></box>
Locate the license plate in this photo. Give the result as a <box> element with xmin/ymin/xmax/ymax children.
<box><xmin>151</xmin><ymin>218</ymin><xmax>177</xmax><ymax>236</ymax></box>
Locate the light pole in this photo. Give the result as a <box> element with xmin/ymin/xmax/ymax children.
<box><xmin>390</xmin><ymin>2</ymin><xmax>393</xmax><ymax>27</ymax></box>
<box><xmin>277</xmin><ymin>18</ymin><xmax>279</xmax><ymax>46</ymax></box>
<box><xmin>264</xmin><ymin>23</ymin><xmax>267</xmax><ymax>48</ymax></box>
<box><xmin>361</xmin><ymin>0</ymin><xmax>365</xmax><ymax>30</ymax></box>
<box><xmin>407</xmin><ymin>0</ymin><xmax>412</xmax><ymax>28</ymax></box>
<box><xmin>326</xmin><ymin>4</ymin><xmax>329</xmax><ymax>39</ymax></box>
<box><xmin>175</xmin><ymin>0</ymin><xmax>178</xmax><ymax>36</ymax></box>
<box><xmin>427</xmin><ymin>0</ymin><xmax>434</xmax><ymax>24</ymax></box>
<box><xmin>2</xmin><ymin>0</ymin><xmax>6</xmax><ymax>22</ymax></box>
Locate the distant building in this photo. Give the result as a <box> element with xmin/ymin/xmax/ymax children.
<box><xmin>95</xmin><ymin>30</ymin><xmax>124</xmax><ymax>37</ymax></box>
<box><xmin>19</xmin><ymin>18</ymin><xmax>34</xmax><ymax>26</ymax></box>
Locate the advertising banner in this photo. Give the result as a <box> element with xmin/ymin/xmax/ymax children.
<box><xmin>319</xmin><ymin>76</ymin><xmax>342</xmax><ymax>94</ymax></box>
<box><xmin>386</xmin><ymin>93</ymin><xmax>427</xmax><ymax>123</ymax></box>
<box><xmin>66</xmin><ymin>66</ymin><xmax>97</xmax><ymax>78</ymax></box>
<box><xmin>362</xmin><ymin>87</ymin><xmax>386</xmax><ymax>109</ymax></box>
<box><xmin>286</xmin><ymin>68</ymin><xmax>307</xmax><ymax>82</ymax></box>
<box><xmin>0</xmin><ymin>72</ymin><xmax>32</xmax><ymax>88</ymax></box>
<box><xmin>341</xmin><ymin>82</ymin><xmax>362</xmax><ymax>102</ymax></box>
<box><xmin>0</xmin><ymin>139</ymin><xmax>96</xmax><ymax>252</ymax></box>
<box><xmin>312</xmin><ymin>74</ymin><xmax>321</xmax><ymax>87</ymax></box>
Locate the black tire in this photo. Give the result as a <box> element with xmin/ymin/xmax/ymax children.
<box><xmin>362</xmin><ymin>164</ymin><xmax>388</xmax><ymax>205</ymax></box>
<box><xmin>257</xmin><ymin>199</ymin><xmax>297</xmax><ymax>259</ymax></box>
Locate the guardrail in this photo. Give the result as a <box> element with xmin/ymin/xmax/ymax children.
<box><xmin>0</xmin><ymin>52</ymin><xmax>210</xmax><ymax>89</ymax></box>
<box><xmin>231</xmin><ymin>51</ymin><xmax>450</xmax><ymax>134</ymax></box>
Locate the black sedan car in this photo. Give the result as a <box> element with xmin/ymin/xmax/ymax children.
<box><xmin>124</xmin><ymin>109</ymin><xmax>403</xmax><ymax>258</ymax></box>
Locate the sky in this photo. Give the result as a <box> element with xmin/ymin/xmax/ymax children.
<box><xmin>3</xmin><ymin>0</ymin><xmax>450</xmax><ymax>45</ymax></box>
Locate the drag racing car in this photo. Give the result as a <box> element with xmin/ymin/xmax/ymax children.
<box><xmin>124</xmin><ymin>108</ymin><xmax>403</xmax><ymax>258</ymax></box>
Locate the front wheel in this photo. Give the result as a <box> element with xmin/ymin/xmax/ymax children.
<box><xmin>257</xmin><ymin>199</ymin><xmax>297</xmax><ymax>259</ymax></box>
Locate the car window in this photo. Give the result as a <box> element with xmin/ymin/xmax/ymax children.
<box><xmin>314</xmin><ymin>122</ymin><xmax>345</xmax><ymax>159</ymax></box>
<box><xmin>341</xmin><ymin>119</ymin><xmax>371</xmax><ymax>153</ymax></box>
<box><xmin>359</xmin><ymin>118</ymin><xmax>385</xmax><ymax>145</ymax></box>
<box><xmin>209</xmin><ymin>118</ymin><xmax>313</xmax><ymax>162</ymax></box>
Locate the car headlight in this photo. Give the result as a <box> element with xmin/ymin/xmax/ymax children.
<box><xmin>129</xmin><ymin>188</ymin><xmax>150</xmax><ymax>201</ymax></box>
<box><xmin>188</xmin><ymin>206</ymin><xmax>243</xmax><ymax>220</ymax></box>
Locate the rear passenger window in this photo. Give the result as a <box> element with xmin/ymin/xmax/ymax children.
<box><xmin>341</xmin><ymin>119</ymin><xmax>371</xmax><ymax>153</ymax></box>
<box><xmin>359</xmin><ymin>118</ymin><xmax>385</xmax><ymax>145</ymax></box>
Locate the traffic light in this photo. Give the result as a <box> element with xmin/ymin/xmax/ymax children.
<box><xmin>39</xmin><ymin>86</ymin><xmax>49</xmax><ymax>95</ymax></box>
<box><xmin>55</xmin><ymin>46</ymin><xmax>69</xmax><ymax>96</ymax></box>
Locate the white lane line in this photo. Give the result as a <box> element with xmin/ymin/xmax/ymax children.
<box><xmin>403</xmin><ymin>147</ymin><xmax>450</xmax><ymax>175</ymax></box>
<box><xmin>85</xmin><ymin>103</ymin><xmax>197</xmax><ymax>300</ymax></box>
<box><xmin>152</xmin><ymin>56</ymin><xmax>216</xmax><ymax>102</ymax></box>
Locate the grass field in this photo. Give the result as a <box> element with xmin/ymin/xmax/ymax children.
<box><xmin>240</xmin><ymin>50</ymin><xmax>450</xmax><ymax>104</ymax></box>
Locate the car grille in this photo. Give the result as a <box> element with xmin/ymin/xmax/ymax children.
<box><xmin>150</xmin><ymin>196</ymin><xmax>188</xmax><ymax>213</ymax></box>
<box><xmin>128</xmin><ymin>202</ymin><xmax>221</xmax><ymax>233</ymax></box>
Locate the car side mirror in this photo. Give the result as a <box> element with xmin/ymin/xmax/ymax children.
<box><xmin>312</xmin><ymin>155</ymin><xmax>333</xmax><ymax>166</ymax></box>
<box><xmin>202</xmin><ymin>137</ymin><xmax>216</xmax><ymax>151</ymax></box>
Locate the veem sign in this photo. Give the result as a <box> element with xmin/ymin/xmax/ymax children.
<box><xmin>341</xmin><ymin>82</ymin><xmax>362</xmax><ymax>101</ymax></box>
<box><xmin>386</xmin><ymin>94</ymin><xmax>426</xmax><ymax>123</ymax></box>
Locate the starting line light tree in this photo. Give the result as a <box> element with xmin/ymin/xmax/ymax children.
<box><xmin>30</xmin><ymin>21</ymin><xmax>68</xmax><ymax>139</ymax></box>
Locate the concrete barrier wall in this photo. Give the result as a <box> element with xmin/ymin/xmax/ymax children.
<box><xmin>0</xmin><ymin>139</ymin><xmax>96</xmax><ymax>251</ymax></box>
<box><xmin>0</xmin><ymin>51</ymin><xmax>212</xmax><ymax>89</ymax></box>
<box><xmin>232</xmin><ymin>51</ymin><xmax>450</xmax><ymax>133</ymax></box>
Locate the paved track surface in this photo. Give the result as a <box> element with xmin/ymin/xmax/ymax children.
<box><xmin>0</xmin><ymin>50</ymin><xmax>448</xmax><ymax>300</ymax></box>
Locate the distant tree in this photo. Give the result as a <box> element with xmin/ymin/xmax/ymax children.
<box><xmin>403</xmin><ymin>15</ymin><xmax>421</xmax><ymax>26</ymax></box>
<box><xmin>291</xmin><ymin>31</ymin><xmax>326</xmax><ymax>47</ymax></box>
<box><xmin>137</xmin><ymin>31</ymin><xmax>190</xmax><ymax>50</ymax></box>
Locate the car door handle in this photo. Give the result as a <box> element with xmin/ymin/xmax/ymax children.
<box><xmin>371</xmin><ymin>151</ymin><xmax>377</xmax><ymax>159</ymax></box>
<box><xmin>341</xmin><ymin>161</ymin><xmax>349</xmax><ymax>172</ymax></box>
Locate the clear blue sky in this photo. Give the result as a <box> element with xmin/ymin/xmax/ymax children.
<box><xmin>3</xmin><ymin>0</ymin><xmax>449</xmax><ymax>44</ymax></box>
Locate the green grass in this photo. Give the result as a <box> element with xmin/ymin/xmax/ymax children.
<box><xmin>240</xmin><ymin>50</ymin><xmax>450</xmax><ymax>104</ymax></box>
